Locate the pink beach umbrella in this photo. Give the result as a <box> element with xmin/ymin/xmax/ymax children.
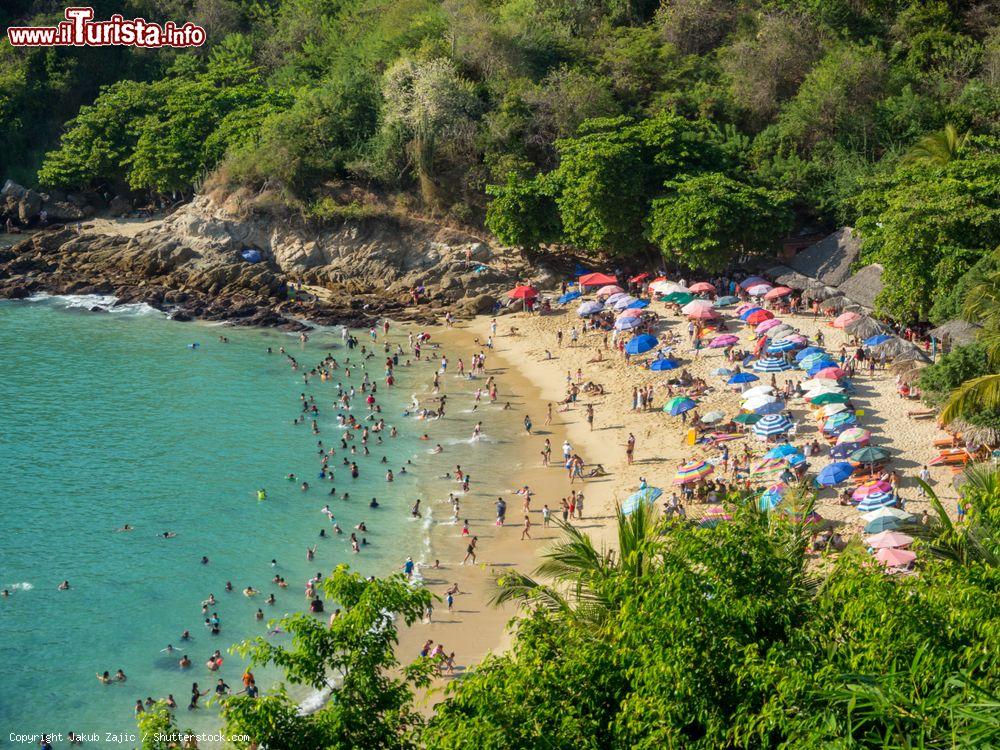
<box><xmin>756</xmin><ymin>318</ymin><xmax>783</xmax><ymax>334</ymax></box>
<box><xmin>875</xmin><ymin>547</ymin><xmax>916</xmax><ymax>568</ymax></box>
<box><xmin>617</xmin><ymin>308</ymin><xmax>643</xmax><ymax>319</ymax></box>
<box><xmin>688</xmin><ymin>281</ymin><xmax>716</xmax><ymax>294</ymax></box>
<box><xmin>833</xmin><ymin>312</ymin><xmax>861</xmax><ymax>329</ymax></box>
<box><xmin>680</xmin><ymin>299</ymin><xmax>714</xmax><ymax>314</ymax></box>
<box><xmin>688</xmin><ymin>307</ymin><xmax>720</xmax><ymax>320</ymax></box>
<box><xmin>853</xmin><ymin>480</ymin><xmax>892</xmax><ymax>500</ymax></box>
<box><xmin>596</xmin><ymin>284</ymin><xmax>624</xmax><ymax>297</ymax></box>
<box><xmin>785</xmin><ymin>334</ymin><xmax>809</xmax><ymax>344</ymax></box>
<box><xmin>837</xmin><ymin>428</ymin><xmax>871</xmax><ymax>445</ymax></box>
<box><xmin>709</xmin><ymin>334</ymin><xmax>740</xmax><ymax>348</ymax></box>
<box><xmin>735</xmin><ymin>302</ymin><xmax>756</xmax><ymax>314</ymax></box>
<box><xmin>764</xmin><ymin>286</ymin><xmax>793</xmax><ymax>299</ymax></box>
<box><xmin>866</xmin><ymin>530</ymin><xmax>914</xmax><ymax>549</ymax></box>
<box><xmin>814</xmin><ymin>367</ymin><xmax>847</xmax><ymax>380</ymax></box>
<box><xmin>747</xmin><ymin>283</ymin><xmax>773</xmax><ymax>297</ymax></box>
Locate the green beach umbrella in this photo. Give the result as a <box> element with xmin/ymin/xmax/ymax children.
<box><xmin>663</xmin><ymin>291</ymin><xmax>695</xmax><ymax>304</ymax></box>
<box><xmin>851</xmin><ymin>446</ymin><xmax>890</xmax><ymax>465</ymax></box>
<box><xmin>733</xmin><ymin>412</ymin><xmax>762</xmax><ymax>425</ymax></box>
<box><xmin>810</xmin><ymin>392</ymin><xmax>850</xmax><ymax>406</ymax></box>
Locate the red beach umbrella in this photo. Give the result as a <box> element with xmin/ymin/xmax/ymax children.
<box><xmin>507</xmin><ymin>285</ymin><xmax>538</xmax><ymax>299</ymax></box>
<box><xmin>746</xmin><ymin>309</ymin><xmax>774</xmax><ymax>325</ymax></box>
<box><xmin>764</xmin><ymin>286</ymin><xmax>792</xmax><ymax>299</ymax></box>
<box><xmin>629</xmin><ymin>273</ymin><xmax>650</xmax><ymax>283</ymax></box>
<box><xmin>579</xmin><ymin>272</ymin><xmax>618</xmax><ymax>286</ymax></box>
<box><xmin>688</xmin><ymin>282</ymin><xmax>716</xmax><ymax>294</ymax></box>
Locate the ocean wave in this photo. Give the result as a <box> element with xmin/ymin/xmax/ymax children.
<box><xmin>26</xmin><ymin>292</ymin><xmax>163</xmax><ymax>317</ymax></box>
<box><xmin>6</xmin><ymin>582</ymin><xmax>33</xmax><ymax>591</ymax></box>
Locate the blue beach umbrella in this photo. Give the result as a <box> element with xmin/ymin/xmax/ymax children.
<box><xmin>759</xmin><ymin>483</ymin><xmax>787</xmax><ymax>510</ymax></box>
<box><xmin>807</xmin><ymin>360</ymin><xmax>840</xmax><ymax>376</ymax></box>
<box><xmin>577</xmin><ymin>301</ymin><xmax>603</xmax><ymax>316</ymax></box>
<box><xmin>755</xmin><ymin>400</ymin><xmax>786</xmax><ymax>415</ymax></box>
<box><xmin>753</xmin><ymin>414</ymin><xmax>794</xmax><ymax>437</ymax></box>
<box><xmin>626</xmin><ymin>299</ymin><xmax>650</xmax><ymax>309</ymax></box>
<box><xmin>864</xmin><ymin>334</ymin><xmax>893</xmax><ymax>347</ymax></box>
<box><xmin>766</xmin><ymin>338</ymin><xmax>798</xmax><ymax>353</ymax></box>
<box><xmin>754</xmin><ymin>357</ymin><xmax>792</xmax><ymax>373</ymax></box>
<box><xmin>625</xmin><ymin>334</ymin><xmax>658</xmax><ymax>355</ymax></box>
<box><xmin>799</xmin><ymin>353</ymin><xmax>828</xmax><ymax>370</ymax></box>
<box><xmin>766</xmin><ymin>444</ymin><xmax>800</xmax><ymax>460</ymax></box>
<box><xmin>829</xmin><ymin>442</ymin><xmax>863</xmax><ymax>458</ymax></box>
<box><xmin>786</xmin><ymin>453</ymin><xmax>807</xmax><ymax>468</ymax></box>
<box><xmin>739</xmin><ymin>307</ymin><xmax>764</xmax><ymax>320</ymax></box>
<box><xmin>728</xmin><ymin>372</ymin><xmax>759</xmax><ymax>385</ymax></box>
<box><xmin>714</xmin><ymin>295</ymin><xmax>739</xmax><ymax>307</ymax></box>
<box><xmin>559</xmin><ymin>291</ymin><xmax>582</xmax><ymax>304</ymax></box>
<box><xmin>823</xmin><ymin>411</ymin><xmax>857</xmax><ymax>432</ymax></box>
<box><xmin>614</xmin><ymin>316</ymin><xmax>643</xmax><ymax>331</ymax></box>
<box><xmin>864</xmin><ymin>517</ymin><xmax>903</xmax><ymax>533</ymax></box>
<box><xmin>795</xmin><ymin>346</ymin><xmax>826</xmax><ymax>362</ymax></box>
<box><xmin>650</xmin><ymin>357</ymin><xmax>681</xmax><ymax>371</ymax></box>
<box><xmin>664</xmin><ymin>397</ymin><xmax>698</xmax><ymax>416</ymax></box>
<box><xmin>816</xmin><ymin>462</ymin><xmax>854</xmax><ymax>486</ymax></box>
<box><xmin>622</xmin><ymin>486</ymin><xmax>663</xmax><ymax>515</ymax></box>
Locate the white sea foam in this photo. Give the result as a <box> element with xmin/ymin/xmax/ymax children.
<box><xmin>7</xmin><ymin>582</ymin><xmax>33</xmax><ymax>591</ymax></box>
<box><xmin>27</xmin><ymin>292</ymin><xmax>162</xmax><ymax>316</ymax></box>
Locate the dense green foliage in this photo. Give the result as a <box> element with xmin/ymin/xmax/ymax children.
<box><xmin>919</xmin><ymin>343</ymin><xmax>992</xmax><ymax>406</ymax></box>
<box><xmin>4</xmin><ymin>0</ymin><xmax>1000</xmax><ymax>308</ymax></box>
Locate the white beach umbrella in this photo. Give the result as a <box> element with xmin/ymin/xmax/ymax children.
<box><xmin>742</xmin><ymin>385</ymin><xmax>775</xmax><ymax>398</ymax></box>
<box><xmin>742</xmin><ymin>394</ymin><xmax>780</xmax><ymax>411</ymax></box>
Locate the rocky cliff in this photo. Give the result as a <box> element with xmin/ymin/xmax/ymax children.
<box><xmin>0</xmin><ymin>190</ymin><xmax>554</xmax><ymax>329</ymax></box>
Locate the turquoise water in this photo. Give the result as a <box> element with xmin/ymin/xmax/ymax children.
<box><xmin>0</xmin><ymin>296</ymin><xmax>522</xmax><ymax>746</ymax></box>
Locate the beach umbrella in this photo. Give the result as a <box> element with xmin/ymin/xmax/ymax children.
<box><xmin>862</xmin><ymin>506</ymin><xmax>913</xmax><ymax>523</ymax></box>
<box><xmin>851</xmin><ymin>446</ymin><xmax>890</xmax><ymax>464</ymax></box>
<box><xmin>801</xmin><ymin>379</ymin><xmax>843</xmax><ymax>392</ymax></box>
<box><xmin>663</xmin><ymin>396</ymin><xmax>698</xmax><ymax>416</ymax></box>
<box><xmin>681</xmin><ymin>299</ymin><xmax>714</xmax><ymax>314</ymax></box>
<box><xmin>728</xmin><ymin>372</ymin><xmax>759</xmax><ymax>385</ymax></box>
<box><xmin>756</xmin><ymin>318</ymin><xmax>783</xmax><ymax>334</ymax></box>
<box><xmin>709</xmin><ymin>334</ymin><xmax>740</xmax><ymax>348</ymax></box>
<box><xmin>649</xmin><ymin>357</ymin><xmax>680</xmax><ymax>371</ymax></box>
<box><xmin>866</xmin><ymin>530</ymin><xmax>914</xmax><ymax>549</ymax></box>
<box><xmin>597</xmin><ymin>284</ymin><xmax>625</xmax><ymax>297</ymax></box>
<box><xmin>746</xmin><ymin>310</ymin><xmax>775</xmax><ymax>325</ymax></box>
<box><xmin>829</xmin><ymin>442</ymin><xmax>863</xmax><ymax>458</ymax></box>
<box><xmin>754</xmin><ymin>357</ymin><xmax>792</xmax><ymax>373</ymax></box>
<box><xmin>734</xmin><ymin>412</ymin><xmax>762</xmax><ymax>425</ymax></box>
<box><xmin>614</xmin><ymin>316</ymin><xmax>643</xmax><ymax>331</ymax></box>
<box><xmin>621</xmin><ymin>486</ymin><xmax>662</xmax><ymax>515</ymax></box>
<box><xmin>795</xmin><ymin>346</ymin><xmax>826</xmax><ymax>362</ymax></box>
<box><xmin>700</xmin><ymin>410</ymin><xmax>726</xmax><ymax>424</ymax></box>
<box><xmin>864</xmin><ymin>334</ymin><xmax>893</xmax><ymax>347</ymax></box>
<box><xmin>741</xmin><ymin>275</ymin><xmax>768</xmax><ymax>288</ymax></box>
<box><xmin>743</xmin><ymin>385</ymin><xmax>775</xmax><ymax>398</ymax></box>
<box><xmin>712</xmin><ymin>367</ymin><xmax>733</xmax><ymax>376</ymax></box>
<box><xmin>768</xmin><ymin>325</ymin><xmax>797</xmax><ymax>339</ymax></box>
<box><xmin>822</xmin><ymin>403</ymin><xmax>849</xmax><ymax>416</ymax></box>
<box><xmin>750</xmin><ymin>457</ymin><xmax>787</xmax><ymax>478</ymax></box>
<box><xmin>810</xmin><ymin>392</ymin><xmax>849</xmax><ymax>405</ymax></box>
<box><xmin>853</xmin><ymin>480</ymin><xmax>892</xmax><ymax>500</ymax></box>
<box><xmin>814</xmin><ymin>367</ymin><xmax>847</xmax><ymax>380</ymax></box>
<box><xmin>613</xmin><ymin>295</ymin><xmax>638</xmax><ymax>310</ymax></box>
<box><xmin>875</xmin><ymin>547</ymin><xmax>916</xmax><ymax>568</ymax></box>
<box><xmin>688</xmin><ymin>282</ymin><xmax>716</xmax><ymax>294</ymax></box>
<box><xmin>857</xmin><ymin>491</ymin><xmax>896</xmax><ymax>512</ymax></box>
<box><xmin>864</xmin><ymin>517</ymin><xmax>905</xmax><ymax>533</ymax></box>
<box><xmin>767</xmin><ymin>339</ymin><xmax>798</xmax><ymax>354</ymax></box>
<box><xmin>837</xmin><ymin>428</ymin><xmax>871</xmax><ymax>445</ymax></box>
<box><xmin>747</xmin><ymin>283</ymin><xmax>774</xmax><ymax>297</ymax></box>
<box><xmin>663</xmin><ymin>291</ymin><xmax>695</xmax><ymax>305</ymax></box>
<box><xmin>764</xmin><ymin>286</ymin><xmax>793</xmax><ymax>299</ymax></box>
<box><xmin>558</xmin><ymin>291</ymin><xmax>582</xmax><ymax>304</ymax></box>
<box><xmin>714</xmin><ymin>295</ymin><xmax>739</xmax><ymax>307</ymax></box>
<box><xmin>629</xmin><ymin>273</ymin><xmax>650</xmax><ymax>283</ymax></box>
<box><xmin>577</xmin><ymin>301</ymin><xmax>603</xmax><ymax>316</ymax></box>
<box><xmin>687</xmin><ymin>307</ymin><xmax>719</xmax><ymax>320</ymax></box>
<box><xmin>823</xmin><ymin>411</ymin><xmax>857</xmax><ymax>432</ymax></box>
<box><xmin>765</xmin><ymin>443</ymin><xmax>800</xmax><ymax>459</ymax></box>
<box><xmin>802</xmin><ymin>354</ymin><xmax>836</xmax><ymax>369</ymax></box>
<box><xmin>784</xmin><ymin>334</ymin><xmax>809</xmax><ymax>345</ymax></box>
<box><xmin>626</xmin><ymin>299</ymin><xmax>650</xmax><ymax>309</ymax></box>
<box><xmin>617</xmin><ymin>309</ymin><xmax>643</xmax><ymax>321</ymax></box>
<box><xmin>656</xmin><ymin>281</ymin><xmax>689</xmax><ymax>295</ymax></box>
<box><xmin>754</xmin><ymin>414</ymin><xmax>794</xmax><ymax>437</ymax></box>
<box><xmin>755</xmin><ymin>401</ymin><xmax>786</xmax><ymax>415</ymax></box>
<box><xmin>816</xmin><ymin>462</ymin><xmax>854</xmax><ymax>486</ymax></box>
<box><xmin>759</xmin><ymin>483</ymin><xmax>788</xmax><ymax>510</ymax></box>
<box><xmin>743</xmin><ymin>393</ymin><xmax>779</xmax><ymax>411</ymax></box>
<box><xmin>605</xmin><ymin>294</ymin><xmax>629</xmax><ymax>307</ymax></box>
<box><xmin>739</xmin><ymin>307</ymin><xmax>764</xmax><ymax>320</ymax></box>
<box><xmin>579</xmin><ymin>272</ymin><xmax>618</xmax><ymax>286</ymax></box>
<box><xmin>625</xmin><ymin>334</ymin><xmax>658</xmax><ymax>355</ymax></box>
<box><xmin>833</xmin><ymin>311</ymin><xmax>861</xmax><ymax>328</ymax></box>
<box><xmin>703</xmin><ymin>505</ymin><xmax>732</xmax><ymax>520</ymax></box>
<box><xmin>673</xmin><ymin>460</ymin><xmax>713</xmax><ymax>484</ymax></box>
<box><xmin>507</xmin><ymin>285</ymin><xmax>538</xmax><ymax>299</ymax></box>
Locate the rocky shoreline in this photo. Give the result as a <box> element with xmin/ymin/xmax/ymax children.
<box><xmin>0</xmin><ymin>190</ymin><xmax>554</xmax><ymax>330</ymax></box>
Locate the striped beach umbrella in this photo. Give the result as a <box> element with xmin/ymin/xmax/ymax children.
<box><xmin>621</xmin><ymin>486</ymin><xmax>662</xmax><ymax>515</ymax></box>
<box><xmin>759</xmin><ymin>482</ymin><xmax>787</xmax><ymax>510</ymax></box>
<box><xmin>749</xmin><ymin>457</ymin><xmax>787</xmax><ymax>478</ymax></box>
<box><xmin>663</xmin><ymin>396</ymin><xmax>697</xmax><ymax>416</ymax></box>
<box><xmin>753</xmin><ymin>414</ymin><xmax>794</xmax><ymax>437</ymax></box>
<box><xmin>709</xmin><ymin>334</ymin><xmax>740</xmax><ymax>348</ymax></box>
<box><xmin>766</xmin><ymin>338</ymin><xmax>798</xmax><ymax>354</ymax></box>
<box><xmin>823</xmin><ymin>411</ymin><xmax>857</xmax><ymax>432</ymax></box>
<box><xmin>754</xmin><ymin>357</ymin><xmax>791</xmax><ymax>373</ymax></box>
<box><xmin>795</xmin><ymin>346</ymin><xmax>826</xmax><ymax>362</ymax></box>
<box><xmin>799</xmin><ymin>353</ymin><xmax>828</xmax><ymax>370</ymax></box>
<box><xmin>853</xmin><ymin>480</ymin><xmax>892</xmax><ymax>500</ymax></box>
<box><xmin>837</xmin><ymin>428</ymin><xmax>871</xmax><ymax>445</ymax></box>
<box><xmin>857</xmin><ymin>491</ymin><xmax>895</xmax><ymax>512</ymax></box>
<box><xmin>673</xmin><ymin>460</ymin><xmax>713</xmax><ymax>484</ymax></box>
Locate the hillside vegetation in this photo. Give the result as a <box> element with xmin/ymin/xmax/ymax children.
<box><xmin>3</xmin><ymin>0</ymin><xmax>1000</xmax><ymax>318</ymax></box>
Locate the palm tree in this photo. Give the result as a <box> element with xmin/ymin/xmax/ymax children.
<box><xmin>490</xmin><ymin>502</ymin><xmax>663</xmax><ymax>626</ymax></box>
<box><xmin>913</xmin><ymin>465</ymin><xmax>1000</xmax><ymax>568</ymax></box>
<box><xmin>902</xmin><ymin>123</ymin><xmax>970</xmax><ymax>166</ymax></box>
<box><xmin>941</xmin><ymin>258</ymin><xmax>1000</xmax><ymax>426</ymax></box>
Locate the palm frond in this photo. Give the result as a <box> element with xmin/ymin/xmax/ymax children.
<box><xmin>488</xmin><ymin>570</ymin><xmax>572</xmax><ymax>615</ymax></box>
<box><xmin>940</xmin><ymin>373</ymin><xmax>1000</xmax><ymax>425</ymax></box>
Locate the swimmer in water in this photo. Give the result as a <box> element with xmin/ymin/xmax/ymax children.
<box><xmin>116</xmin><ymin>524</ymin><xmax>133</xmax><ymax>532</ymax></box>
<box><xmin>180</xmin><ymin>655</ymin><xmax>192</xmax><ymax>668</ymax></box>
<box><xmin>161</xmin><ymin>531</ymin><xmax>176</xmax><ymax>538</ymax></box>
<box><xmin>243</xmin><ymin>586</ymin><xmax>259</xmax><ymax>597</ymax></box>
<box><xmin>58</xmin><ymin>580</ymin><xmax>70</xmax><ymax>590</ymax></box>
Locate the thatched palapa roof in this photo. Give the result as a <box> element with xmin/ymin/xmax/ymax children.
<box><xmin>872</xmin><ymin>337</ymin><xmax>932</xmax><ymax>362</ymax></box>
<box><xmin>790</xmin><ymin>227</ymin><xmax>861</xmax><ymax>286</ymax></box>
<box><xmin>802</xmin><ymin>284</ymin><xmax>841</xmax><ymax>302</ymax></box>
<box><xmin>838</xmin><ymin>263</ymin><xmax>884</xmax><ymax>310</ymax></box>
<box><xmin>845</xmin><ymin>315</ymin><xmax>890</xmax><ymax>340</ymax></box>
<box><xmin>929</xmin><ymin>319</ymin><xmax>981</xmax><ymax>347</ymax></box>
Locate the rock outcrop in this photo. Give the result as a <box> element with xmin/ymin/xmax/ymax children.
<box><xmin>0</xmin><ymin>189</ymin><xmax>553</xmax><ymax>329</ymax></box>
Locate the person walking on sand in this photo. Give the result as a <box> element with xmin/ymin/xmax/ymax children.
<box><xmin>626</xmin><ymin>433</ymin><xmax>636</xmax><ymax>465</ymax></box>
<box><xmin>521</xmin><ymin>515</ymin><xmax>531</xmax><ymax>540</ymax></box>
<box><xmin>546</xmin><ymin>403</ymin><xmax>553</xmax><ymax>425</ymax></box>
<box><xmin>586</xmin><ymin>404</ymin><xmax>594</xmax><ymax>430</ymax></box>
<box><xmin>462</xmin><ymin>536</ymin><xmax>478</xmax><ymax>565</ymax></box>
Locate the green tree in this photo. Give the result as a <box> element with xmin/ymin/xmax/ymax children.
<box><xmin>646</xmin><ymin>172</ymin><xmax>793</xmax><ymax>272</ymax></box>
<box><xmin>902</xmin><ymin>123</ymin><xmax>970</xmax><ymax>166</ymax></box>
<box><xmin>484</xmin><ymin>173</ymin><xmax>562</xmax><ymax>249</ymax></box>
